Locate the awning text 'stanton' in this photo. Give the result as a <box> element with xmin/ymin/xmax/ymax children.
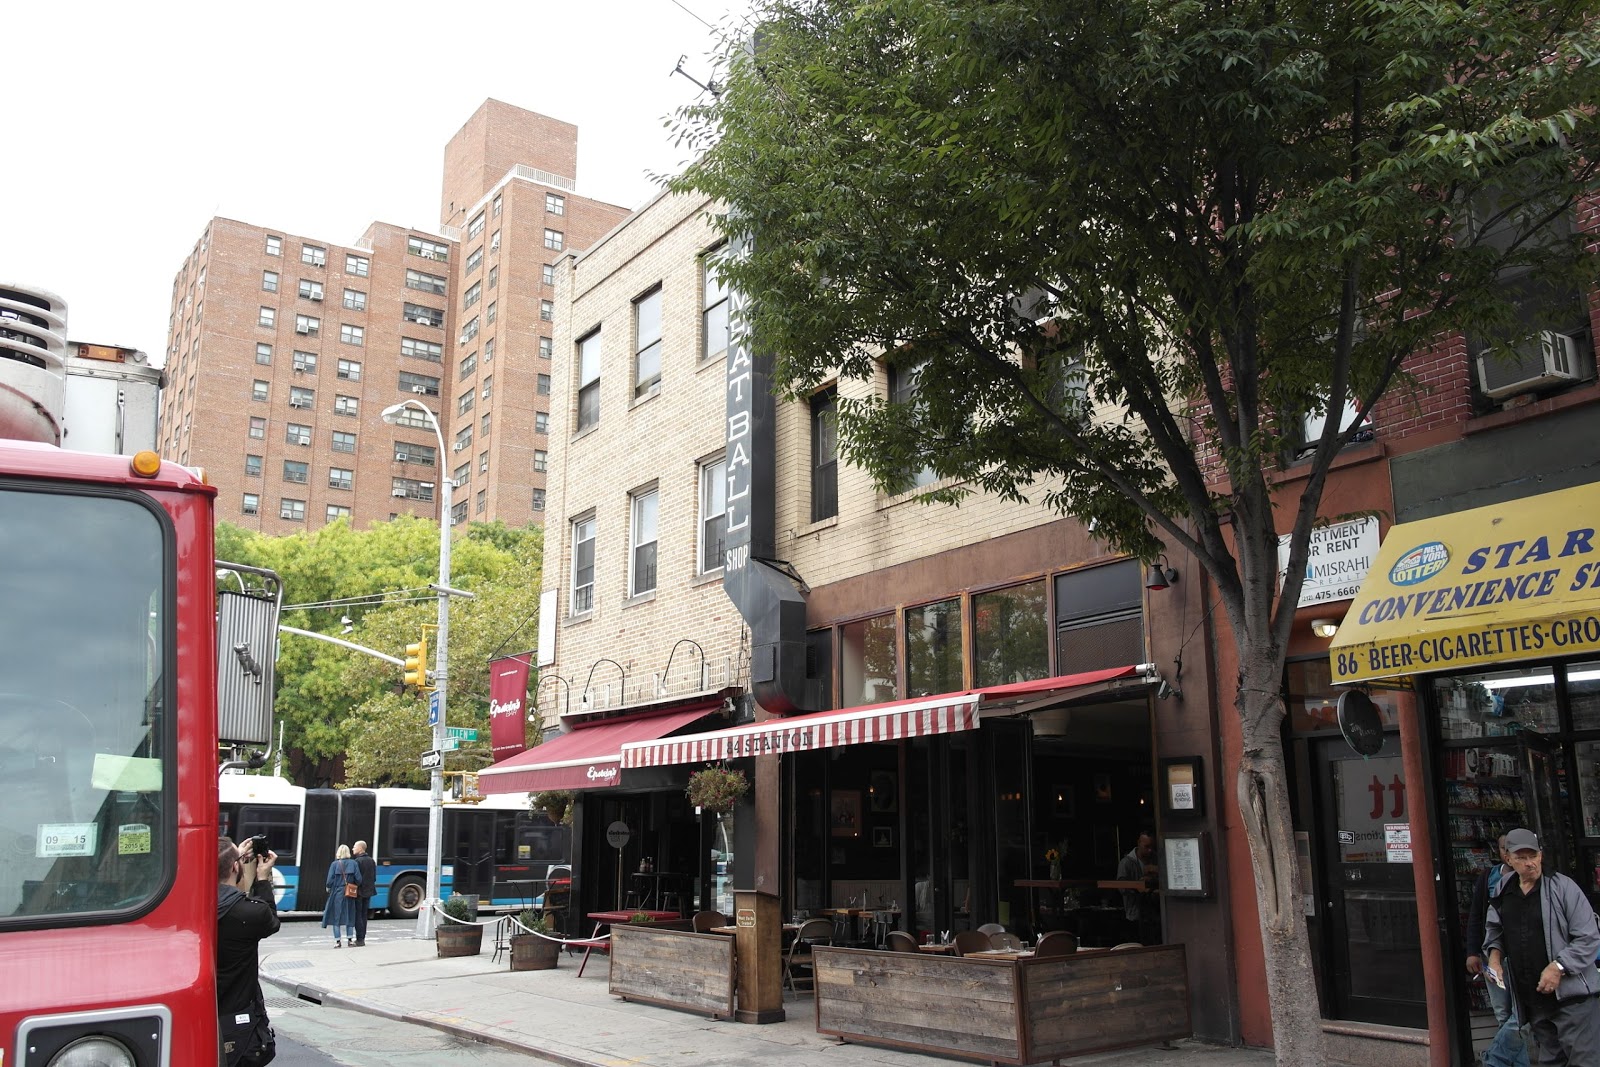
<box><xmin>1329</xmin><ymin>481</ymin><xmax>1600</xmax><ymax>684</ymax></box>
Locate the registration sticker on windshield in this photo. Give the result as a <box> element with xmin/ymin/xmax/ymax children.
<box><xmin>118</xmin><ymin>823</ymin><xmax>152</xmax><ymax>855</ymax></box>
<box><xmin>37</xmin><ymin>823</ymin><xmax>97</xmax><ymax>858</ymax></box>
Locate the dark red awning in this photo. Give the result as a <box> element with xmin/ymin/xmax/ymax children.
<box><xmin>477</xmin><ymin>700</ymin><xmax>721</xmax><ymax>794</ymax></box>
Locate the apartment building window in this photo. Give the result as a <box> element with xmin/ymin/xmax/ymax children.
<box><xmin>630</xmin><ymin>489</ymin><xmax>659</xmax><ymax>596</ymax></box>
<box><xmin>488</xmin><ymin>265</ymin><xmax>499</xmax><ymax>289</ymax></box>
<box><xmin>811</xmin><ymin>387</ymin><xmax>838</xmax><ymax>521</ymax></box>
<box><xmin>328</xmin><ymin>467</ymin><xmax>353</xmax><ymax>490</ymax></box>
<box><xmin>326</xmin><ymin>505</ymin><xmax>351</xmax><ymax>523</ymax></box>
<box><xmin>401</xmin><ymin>337</ymin><xmax>443</xmax><ymax>362</ymax></box>
<box><xmin>399</xmin><ymin>371</ymin><xmax>441</xmax><ymax>397</ymax></box>
<box><xmin>460</xmin><ymin>316</ymin><xmax>479</xmax><ymax>343</ymax></box>
<box><xmin>242</xmin><ymin>493</ymin><xmax>260</xmax><ymax>515</ymax></box>
<box><xmin>391</xmin><ymin>406</ymin><xmax>433</xmax><ymax>430</ymax></box>
<box><xmin>245</xmin><ymin>455</ymin><xmax>263</xmax><ymax>477</ymax></box>
<box><xmin>342</xmin><ymin>289</ymin><xmax>366</xmax><ymax>311</ymax></box>
<box><xmin>535</xmin><ymin>411</ymin><xmax>548</xmax><ymax>434</ymax></box>
<box><xmin>258</xmin><ymin>307</ymin><xmax>275</xmax><ymax>328</ymax></box>
<box><xmin>249</xmin><ymin>417</ymin><xmax>266</xmax><ymax>439</ymax></box>
<box><xmin>571</xmin><ymin>515</ymin><xmax>596</xmax><ymax>614</ymax></box>
<box><xmin>480</xmin><ymin>412</ymin><xmax>491</xmax><ymax>437</ymax></box>
<box><xmin>332</xmin><ymin>430</ymin><xmax>357</xmax><ymax>453</ymax></box>
<box><xmin>340</xmin><ymin>324</ymin><xmax>364</xmax><ymax>346</ymax></box>
<box><xmin>478</xmin><ymin>451</ymin><xmax>490</xmax><ymax>475</ymax></box>
<box><xmin>265</xmin><ymin>236</ymin><xmax>281</xmax><ymax>256</ymax></box>
<box><xmin>533</xmin><ymin>449</ymin><xmax>548</xmax><ymax>473</ymax></box>
<box><xmin>293</xmin><ymin>351</ymin><xmax>317</xmax><ymax>374</ymax></box>
<box><xmin>280</xmin><ymin>498</ymin><xmax>306</xmax><ymax>521</ymax></box>
<box><xmin>282</xmin><ymin>460</ymin><xmax>309</xmax><ymax>484</ymax></box>
<box><xmin>404</xmin><ymin>303</ymin><xmax>442</xmax><ymax>328</ymax></box>
<box><xmin>459</xmin><ymin>352</ymin><xmax>477</xmax><ymax>379</ymax></box>
<box><xmin>540</xmin><ymin>300</ymin><xmax>553</xmax><ymax>322</ymax></box>
<box><xmin>408</xmin><ymin>236</ymin><xmax>450</xmax><ymax>261</ymax></box>
<box><xmin>543</xmin><ymin>229</ymin><xmax>563</xmax><ymax>251</ymax></box>
<box><xmin>345</xmin><ymin>254</ymin><xmax>369</xmax><ymax>277</ymax></box>
<box><xmin>393</xmin><ymin>477</ymin><xmax>435</xmax><ymax>502</ymax></box>
<box><xmin>337</xmin><ymin>358</ymin><xmax>362</xmax><ymax>381</ymax></box>
<box><xmin>480</xmin><ymin>375</ymin><xmax>493</xmax><ymax>401</ymax></box>
<box><xmin>453</xmin><ymin>462</ymin><xmax>470</xmax><ymax>487</ymax></box>
<box><xmin>252</xmin><ymin>380</ymin><xmax>269</xmax><ymax>402</ymax></box>
<box><xmin>286</xmin><ymin>423</ymin><xmax>311</xmax><ymax>446</ymax></box>
<box><xmin>451</xmin><ymin>501</ymin><xmax>469</xmax><ymax>525</ymax></box>
<box><xmin>406</xmin><ymin>269</ymin><xmax>446</xmax><ymax>295</ymax></box>
<box><xmin>485</xmin><ymin>301</ymin><xmax>496</xmax><ymax>325</ymax></box>
<box><xmin>905</xmin><ymin>598</ymin><xmax>964</xmax><ymax>698</ymax></box>
<box><xmin>542</xmin><ymin>264</ymin><xmax>555</xmax><ymax>286</ymax></box>
<box><xmin>467</xmin><ymin>211</ymin><xmax>485</xmax><ymax>239</ymax></box>
<box><xmin>842</xmin><ymin>614</ymin><xmax>899</xmax><ymax>705</ymax></box>
<box><xmin>537</xmin><ymin>373</ymin><xmax>550</xmax><ymax>396</ymax></box>
<box><xmin>703</xmin><ymin>250</ymin><xmax>729</xmax><ymax>362</ymax></box>
<box><xmin>539</xmin><ymin>336</ymin><xmax>552</xmax><ymax>359</ymax></box>
<box><xmin>492</xmin><ymin>193</ymin><xmax>502</xmax><ymax>217</ymax></box>
<box><xmin>532</xmin><ymin>488</ymin><xmax>546</xmax><ymax>512</ymax></box>
<box><xmin>335</xmin><ymin>395</ymin><xmax>359</xmax><ymax>417</ymax></box>
<box><xmin>288</xmin><ymin>387</ymin><xmax>314</xmax><ymax>409</ymax></box>
<box><xmin>262</xmin><ymin>271</ymin><xmax>279</xmax><ymax>293</ymax></box>
<box><xmin>301</xmin><ymin>245</ymin><xmax>326</xmax><ymax>267</ymax></box>
<box><xmin>483</xmin><ymin>338</ymin><xmax>495</xmax><ymax>362</ymax></box>
<box><xmin>256</xmin><ymin>343</ymin><xmax>273</xmax><ymax>365</ymax></box>
<box><xmin>700</xmin><ymin>457</ymin><xmax>728</xmax><ymax>573</ymax></box>
<box><xmin>463</xmin><ymin>281</ymin><xmax>481</xmax><ymax>309</ymax></box>
<box><xmin>454</xmin><ymin>426</ymin><xmax>473</xmax><ymax>452</ymax></box>
<box><xmin>457</xmin><ymin>389</ymin><xmax>475</xmax><ymax>416</ymax></box>
<box><xmin>576</xmin><ymin>330</ymin><xmax>601</xmax><ymax>431</ymax></box>
<box><xmin>299</xmin><ymin>279</ymin><xmax>324</xmax><ymax>301</ymax></box>
<box><xmin>546</xmin><ymin>193</ymin><xmax>565</xmax><ymax>216</ymax></box>
<box><xmin>465</xmin><ymin>247</ymin><xmax>483</xmax><ymax>274</ymax></box>
<box><xmin>394</xmin><ymin>441</ymin><xmax>435</xmax><ymax>466</ymax></box>
<box><xmin>889</xmin><ymin>358</ymin><xmax>936</xmax><ymax>490</ymax></box>
<box><xmin>294</xmin><ymin>314</ymin><xmax>320</xmax><ymax>336</ymax></box>
<box><xmin>635</xmin><ymin>287</ymin><xmax>663</xmax><ymax>397</ymax></box>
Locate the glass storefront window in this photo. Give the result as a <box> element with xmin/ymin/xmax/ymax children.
<box><xmin>1576</xmin><ymin>740</ymin><xmax>1600</xmax><ymax>838</ymax></box>
<box><xmin>1436</xmin><ymin>668</ymin><xmax>1559</xmax><ymax>739</ymax></box>
<box><xmin>973</xmin><ymin>581</ymin><xmax>1048</xmax><ymax>687</ymax></box>
<box><xmin>1569</xmin><ymin>661</ymin><xmax>1600</xmax><ymax>732</ymax></box>
<box><xmin>841</xmin><ymin>614</ymin><xmax>897</xmax><ymax>706</ymax></box>
<box><xmin>906</xmin><ymin>598</ymin><xmax>962</xmax><ymax>698</ymax></box>
<box><xmin>1288</xmin><ymin>659</ymin><xmax>1399</xmax><ymax>733</ymax></box>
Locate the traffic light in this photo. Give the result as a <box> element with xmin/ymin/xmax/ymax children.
<box><xmin>403</xmin><ymin>633</ymin><xmax>429</xmax><ymax>689</ymax></box>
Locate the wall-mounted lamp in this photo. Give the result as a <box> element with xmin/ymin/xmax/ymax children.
<box><xmin>1145</xmin><ymin>556</ymin><xmax>1179</xmax><ymax>591</ymax></box>
<box><xmin>1310</xmin><ymin>618</ymin><xmax>1340</xmax><ymax>639</ymax></box>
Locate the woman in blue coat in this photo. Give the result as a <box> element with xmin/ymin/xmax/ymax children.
<box><xmin>321</xmin><ymin>844</ymin><xmax>359</xmax><ymax>947</ymax></box>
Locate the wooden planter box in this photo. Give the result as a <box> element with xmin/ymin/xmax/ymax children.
<box><xmin>608</xmin><ymin>924</ymin><xmax>736</xmax><ymax>1020</ymax></box>
<box><xmin>813</xmin><ymin>943</ymin><xmax>1190</xmax><ymax>1064</ymax></box>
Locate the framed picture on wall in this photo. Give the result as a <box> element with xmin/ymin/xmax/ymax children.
<box><xmin>869</xmin><ymin>770</ymin><xmax>897</xmax><ymax>813</ymax></box>
<box><xmin>873</xmin><ymin>826</ymin><xmax>894</xmax><ymax>848</ymax></box>
<box><xmin>830</xmin><ymin>790</ymin><xmax>862</xmax><ymax>837</ymax></box>
<box><xmin>1094</xmin><ymin>774</ymin><xmax>1113</xmax><ymax>802</ymax></box>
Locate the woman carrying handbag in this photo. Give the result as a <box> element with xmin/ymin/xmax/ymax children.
<box><xmin>321</xmin><ymin>844</ymin><xmax>359</xmax><ymax>947</ymax></box>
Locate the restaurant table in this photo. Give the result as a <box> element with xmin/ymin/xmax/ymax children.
<box><xmin>962</xmin><ymin>948</ymin><xmax>1035</xmax><ymax>960</ymax></box>
<box><xmin>822</xmin><ymin>907</ymin><xmax>902</xmax><ymax>947</ymax></box>
<box><xmin>626</xmin><ymin>871</ymin><xmax>688</xmax><ymax>912</ymax></box>
<box><xmin>574</xmin><ymin>910</ymin><xmax>687</xmax><ymax>977</ymax></box>
<box><xmin>915</xmin><ymin>943</ymin><xmax>957</xmax><ymax>955</ymax></box>
<box><xmin>709</xmin><ymin>923</ymin><xmax>802</xmax><ymax>936</ymax></box>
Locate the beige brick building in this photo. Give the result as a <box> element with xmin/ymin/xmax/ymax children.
<box><xmin>161</xmin><ymin>100</ymin><xmax>629</xmax><ymax>532</ymax></box>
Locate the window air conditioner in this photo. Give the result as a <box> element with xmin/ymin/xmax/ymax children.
<box><xmin>1477</xmin><ymin>331</ymin><xmax>1583</xmax><ymax>398</ymax></box>
<box><xmin>481</xmin><ymin>389</ymin><xmax>490</xmax><ymax>399</ymax></box>
<box><xmin>392</xmin><ymin>488</ymin><xmax>409</xmax><ymax>497</ymax></box>
<box><xmin>453</xmin><ymin>441</ymin><xmax>467</xmax><ymax>452</ymax></box>
<box><xmin>395</xmin><ymin>453</ymin><xmax>408</xmax><ymax>462</ymax></box>
<box><xmin>289</xmin><ymin>399</ymin><xmax>308</xmax><ymax>408</ymax></box>
<box><xmin>309</xmin><ymin>293</ymin><xmax>323</xmax><ymax>301</ymax></box>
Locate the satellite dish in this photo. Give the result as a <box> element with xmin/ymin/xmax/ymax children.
<box><xmin>1337</xmin><ymin>690</ymin><xmax>1385</xmax><ymax>757</ymax></box>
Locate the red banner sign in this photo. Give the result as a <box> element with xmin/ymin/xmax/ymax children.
<box><xmin>488</xmin><ymin>655</ymin><xmax>531</xmax><ymax>762</ymax></box>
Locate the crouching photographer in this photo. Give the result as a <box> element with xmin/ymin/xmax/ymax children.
<box><xmin>218</xmin><ymin>835</ymin><xmax>280</xmax><ymax>1066</ymax></box>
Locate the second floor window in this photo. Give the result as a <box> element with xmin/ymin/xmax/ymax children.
<box><xmin>701</xmin><ymin>458</ymin><xmax>728</xmax><ymax>574</ymax></box>
<box><xmin>703</xmin><ymin>249</ymin><xmax>729</xmax><ymax>362</ymax></box>
<box><xmin>630</xmin><ymin>489</ymin><xmax>659</xmax><ymax>596</ymax></box>
<box><xmin>571</xmin><ymin>516</ymin><xmax>596</xmax><ymax>614</ymax></box>
<box><xmin>811</xmin><ymin>387</ymin><xmax>838</xmax><ymax>521</ymax></box>
<box><xmin>635</xmin><ymin>287</ymin><xmax>663</xmax><ymax>397</ymax></box>
<box><xmin>576</xmin><ymin>330</ymin><xmax>601</xmax><ymax>431</ymax></box>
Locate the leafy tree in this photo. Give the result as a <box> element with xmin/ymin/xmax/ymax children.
<box><xmin>675</xmin><ymin>1</ymin><xmax>1600</xmax><ymax>1060</ymax></box>
<box><xmin>218</xmin><ymin>518</ymin><xmax>544</xmax><ymax>786</ymax></box>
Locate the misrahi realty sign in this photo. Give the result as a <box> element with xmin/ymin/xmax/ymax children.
<box><xmin>1278</xmin><ymin>517</ymin><xmax>1380</xmax><ymax>609</ymax></box>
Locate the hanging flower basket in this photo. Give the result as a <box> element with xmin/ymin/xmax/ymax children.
<box><xmin>531</xmin><ymin>790</ymin><xmax>574</xmax><ymax>826</ymax></box>
<box><xmin>687</xmin><ymin>766</ymin><xmax>749</xmax><ymax>813</ymax></box>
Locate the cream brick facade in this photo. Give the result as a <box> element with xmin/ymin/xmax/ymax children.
<box><xmin>542</xmin><ymin>191</ymin><xmax>748</xmax><ymax>729</ymax></box>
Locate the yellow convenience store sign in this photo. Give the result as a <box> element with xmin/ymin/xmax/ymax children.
<box><xmin>1330</xmin><ymin>481</ymin><xmax>1600</xmax><ymax>683</ymax></box>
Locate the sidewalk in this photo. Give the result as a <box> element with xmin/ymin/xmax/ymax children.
<box><xmin>260</xmin><ymin>932</ymin><xmax>1282</xmax><ymax>1067</ymax></box>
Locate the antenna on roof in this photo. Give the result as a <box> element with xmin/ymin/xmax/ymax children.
<box><xmin>671</xmin><ymin>54</ymin><xmax>721</xmax><ymax>97</ymax></box>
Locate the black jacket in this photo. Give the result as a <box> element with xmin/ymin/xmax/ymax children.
<box><xmin>1465</xmin><ymin>863</ymin><xmax>1509</xmax><ymax>958</ymax></box>
<box><xmin>217</xmin><ymin>879</ymin><xmax>280</xmax><ymax>1018</ymax></box>
<box><xmin>354</xmin><ymin>853</ymin><xmax>377</xmax><ymax>899</ymax></box>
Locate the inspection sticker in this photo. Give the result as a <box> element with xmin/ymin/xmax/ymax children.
<box><xmin>37</xmin><ymin>823</ymin><xmax>97</xmax><ymax>858</ymax></box>
<box><xmin>118</xmin><ymin>823</ymin><xmax>152</xmax><ymax>855</ymax></box>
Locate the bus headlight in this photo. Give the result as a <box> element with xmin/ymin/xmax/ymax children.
<box><xmin>47</xmin><ymin>1036</ymin><xmax>136</xmax><ymax>1066</ymax></box>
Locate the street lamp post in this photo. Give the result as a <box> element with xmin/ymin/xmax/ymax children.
<box><xmin>380</xmin><ymin>399</ymin><xmax>452</xmax><ymax>940</ymax></box>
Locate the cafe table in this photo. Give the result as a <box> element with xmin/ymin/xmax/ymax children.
<box><xmin>575</xmin><ymin>910</ymin><xmax>686</xmax><ymax>977</ymax></box>
<box><xmin>962</xmin><ymin>947</ymin><xmax>1035</xmax><ymax>960</ymax></box>
<box><xmin>822</xmin><ymin>906</ymin><xmax>902</xmax><ymax>946</ymax></box>
<box><xmin>915</xmin><ymin>942</ymin><xmax>956</xmax><ymax>955</ymax></box>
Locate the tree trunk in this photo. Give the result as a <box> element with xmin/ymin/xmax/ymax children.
<box><xmin>1236</xmin><ymin>657</ymin><xmax>1328</xmax><ymax>1067</ymax></box>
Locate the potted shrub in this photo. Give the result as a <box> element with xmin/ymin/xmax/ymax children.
<box><xmin>436</xmin><ymin>893</ymin><xmax>483</xmax><ymax>957</ymax></box>
<box><xmin>531</xmin><ymin>790</ymin><xmax>574</xmax><ymax>826</ymax></box>
<box><xmin>509</xmin><ymin>909</ymin><xmax>561</xmax><ymax>971</ymax></box>
<box><xmin>686</xmin><ymin>766</ymin><xmax>749</xmax><ymax>813</ymax></box>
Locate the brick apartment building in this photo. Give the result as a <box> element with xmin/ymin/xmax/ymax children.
<box><xmin>160</xmin><ymin>100</ymin><xmax>629</xmax><ymax>532</ymax></box>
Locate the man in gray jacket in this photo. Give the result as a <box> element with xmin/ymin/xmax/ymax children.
<box><xmin>1486</xmin><ymin>828</ymin><xmax>1600</xmax><ymax>1065</ymax></box>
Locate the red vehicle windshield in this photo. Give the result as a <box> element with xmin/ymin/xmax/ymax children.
<box><xmin>0</xmin><ymin>484</ymin><xmax>173</xmax><ymax>922</ymax></box>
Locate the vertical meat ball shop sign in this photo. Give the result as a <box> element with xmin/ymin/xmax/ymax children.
<box><xmin>1329</xmin><ymin>481</ymin><xmax>1600</xmax><ymax>684</ymax></box>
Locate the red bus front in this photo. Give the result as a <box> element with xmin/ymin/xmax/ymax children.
<box><xmin>0</xmin><ymin>442</ymin><xmax>220</xmax><ymax>1066</ymax></box>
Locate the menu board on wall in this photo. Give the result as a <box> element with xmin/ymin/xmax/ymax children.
<box><xmin>1163</xmin><ymin>833</ymin><xmax>1211</xmax><ymax>897</ymax></box>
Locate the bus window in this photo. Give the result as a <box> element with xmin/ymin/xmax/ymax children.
<box><xmin>385</xmin><ymin>809</ymin><xmax>429</xmax><ymax>861</ymax></box>
<box><xmin>236</xmin><ymin>804</ymin><xmax>300</xmax><ymax>864</ymax></box>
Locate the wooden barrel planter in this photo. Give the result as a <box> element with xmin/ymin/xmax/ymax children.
<box><xmin>436</xmin><ymin>921</ymin><xmax>483</xmax><ymax>958</ymax></box>
<box><xmin>510</xmin><ymin>932</ymin><xmax>561</xmax><ymax>971</ymax></box>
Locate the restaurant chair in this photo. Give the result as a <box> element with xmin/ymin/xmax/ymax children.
<box><xmin>1034</xmin><ymin>930</ymin><xmax>1078</xmax><ymax>957</ymax></box>
<box><xmin>952</xmin><ymin>930</ymin><xmax>992</xmax><ymax>956</ymax></box>
<box><xmin>692</xmin><ymin>910</ymin><xmax>728</xmax><ymax>933</ymax></box>
<box><xmin>976</xmin><ymin>922</ymin><xmax>1005</xmax><ymax>935</ymax></box>
<box><xmin>784</xmin><ymin>917</ymin><xmax>834</xmax><ymax>991</ymax></box>
<box><xmin>885</xmin><ymin>930</ymin><xmax>919</xmax><ymax>953</ymax></box>
<box><xmin>869</xmin><ymin>909</ymin><xmax>896</xmax><ymax>948</ymax></box>
<box><xmin>989</xmin><ymin>931</ymin><xmax>1025</xmax><ymax>951</ymax></box>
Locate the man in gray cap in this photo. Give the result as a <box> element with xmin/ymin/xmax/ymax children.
<box><xmin>1485</xmin><ymin>827</ymin><xmax>1600</xmax><ymax>1065</ymax></box>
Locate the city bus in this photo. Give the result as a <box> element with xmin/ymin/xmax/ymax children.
<box><xmin>219</xmin><ymin>775</ymin><xmax>570</xmax><ymax>917</ymax></box>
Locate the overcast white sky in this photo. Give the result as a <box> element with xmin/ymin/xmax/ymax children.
<box><xmin>1</xmin><ymin>0</ymin><xmax>750</xmax><ymax>361</ymax></box>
